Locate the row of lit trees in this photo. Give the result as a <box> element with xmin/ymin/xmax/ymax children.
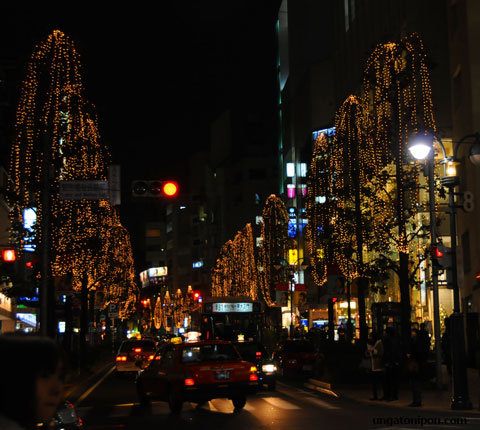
<box><xmin>211</xmin><ymin>195</ymin><xmax>290</xmax><ymax>306</ymax></box>
<box><xmin>6</xmin><ymin>31</ymin><xmax>139</xmax><ymax>331</ymax></box>
<box><xmin>305</xmin><ymin>32</ymin><xmax>438</xmax><ymax>343</ymax></box>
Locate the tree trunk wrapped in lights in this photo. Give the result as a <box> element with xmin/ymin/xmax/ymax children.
<box><xmin>258</xmin><ymin>195</ymin><xmax>289</xmax><ymax>307</ymax></box>
<box><xmin>362</xmin><ymin>32</ymin><xmax>437</xmax><ymax>342</ymax></box>
<box><xmin>212</xmin><ymin>224</ymin><xmax>258</xmax><ymax>299</ymax></box>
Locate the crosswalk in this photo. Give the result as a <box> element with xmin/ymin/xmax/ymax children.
<box><xmin>77</xmin><ymin>390</ymin><xmax>339</xmax><ymax>419</ymax></box>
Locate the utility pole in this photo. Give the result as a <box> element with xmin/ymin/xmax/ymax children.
<box><xmin>40</xmin><ymin>132</ymin><xmax>54</xmax><ymax>337</ymax></box>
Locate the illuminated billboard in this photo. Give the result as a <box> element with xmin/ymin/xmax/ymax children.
<box><xmin>140</xmin><ymin>267</ymin><xmax>168</xmax><ymax>288</ymax></box>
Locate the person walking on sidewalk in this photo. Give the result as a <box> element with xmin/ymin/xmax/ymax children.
<box><xmin>381</xmin><ymin>327</ymin><xmax>402</xmax><ymax>401</ymax></box>
<box><xmin>406</xmin><ymin>328</ymin><xmax>429</xmax><ymax>407</ymax></box>
<box><xmin>366</xmin><ymin>331</ymin><xmax>384</xmax><ymax>400</ymax></box>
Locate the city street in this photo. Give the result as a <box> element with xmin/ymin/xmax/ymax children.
<box><xmin>71</xmin><ymin>367</ymin><xmax>480</xmax><ymax>430</ymax></box>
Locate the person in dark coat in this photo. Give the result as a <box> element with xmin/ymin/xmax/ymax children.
<box><xmin>441</xmin><ymin>317</ymin><xmax>452</xmax><ymax>375</ymax></box>
<box><xmin>406</xmin><ymin>328</ymin><xmax>429</xmax><ymax>406</ymax></box>
<box><xmin>381</xmin><ymin>327</ymin><xmax>402</xmax><ymax>401</ymax></box>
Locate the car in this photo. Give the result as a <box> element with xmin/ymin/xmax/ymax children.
<box><xmin>136</xmin><ymin>339</ymin><xmax>259</xmax><ymax>413</ymax></box>
<box><xmin>115</xmin><ymin>339</ymin><xmax>158</xmax><ymax>375</ymax></box>
<box><xmin>273</xmin><ymin>339</ymin><xmax>321</xmax><ymax>376</ymax></box>
<box><xmin>233</xmin><ymin>341</ymin><xmax>278</xmax><ymax>390</ymax></box>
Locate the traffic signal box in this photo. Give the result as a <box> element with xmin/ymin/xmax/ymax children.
<box><xmin>431</xmin><ymin>243</ymin><xmax>453</xmax><ymax>288</ymax></box>
<box><xmin>1</xmin><ymin>249</ymin><xmax>17</xmax><ymax>287</ymax></box>
<box><xmin>131</xmin><ymin>180</ymin><xmax>178</xmax><ymax>198</ymax></box>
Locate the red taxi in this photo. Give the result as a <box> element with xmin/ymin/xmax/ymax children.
<box><xmin>135</xmin><ymin>338</ymin><xmax>259</xmax><ymax>413</ymax></box>
<box><xmin>115</xmin><ymin>339</ymin><xmax>157</xmax><ymax>375</ymax></box>
<box><xmin>273</xmin><ymin>339</ymin><xmax>320</xmax><ymax>375</ymax></box>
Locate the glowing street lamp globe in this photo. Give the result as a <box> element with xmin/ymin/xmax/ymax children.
<box><xmin>408</xmin><ymin>134</ymin><xmax>433</xmax><ymax>160</ymax></box>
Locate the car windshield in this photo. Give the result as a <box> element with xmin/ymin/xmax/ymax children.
<box><xmin>282</xmin><ymin>341</ymin><xmax>315</xmax><ymax>353</ymax></box>
<box><xmin>181</xmin><ymin>343</ymin><xmax>240</xmax><ymax>363</ymax></box>
<box><xmin>119</xmin><ymin>340</ymin><xmax>156</xmax><ymax>353</ymax></box>
<box><xmin>234</xmin><ymin>342</ymin><xmax>267</xmax><ymax>361</ymax></box>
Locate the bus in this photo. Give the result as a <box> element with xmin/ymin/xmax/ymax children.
<box><xmin>191</xmin><ymin>296</ymin><xmax>264</xmax><ymax>342</ymax></box>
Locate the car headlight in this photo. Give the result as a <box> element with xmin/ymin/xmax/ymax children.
<box><xmin>262</xmin><ymin>364</ymin><xmax>277</xmax><ymax>373</ymax></box>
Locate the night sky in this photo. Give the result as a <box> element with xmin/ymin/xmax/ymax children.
<box><xmin>0</xmin><ymin>2</ymin><xmax>281</xmax><ymax>266</ymax></box>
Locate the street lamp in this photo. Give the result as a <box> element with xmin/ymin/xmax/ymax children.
<box><xmin>408</xmin><ymin>131</ymin><xmax>480</xmax><ymax>410</ymax></box>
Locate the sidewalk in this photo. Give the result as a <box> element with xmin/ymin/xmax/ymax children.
<box><xmin>307</xmin><ymin>365</ymin><xmax>480</xmax><ymax>413</ymax></box>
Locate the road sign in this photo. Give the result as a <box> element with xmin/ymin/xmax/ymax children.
<box><xmin>108</xmin><ymin>303</ymin><xmax>119</xmax><ymax>318</ymax></box>
<box><xmin>59</xmin><ymin>180</ymin><xmax>109</xmax><ymax>200</ymax></box>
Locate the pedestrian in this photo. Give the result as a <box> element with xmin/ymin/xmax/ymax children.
<box><xmin>0</xmin><ymin>333</ymin><xmax>65</xmax><ymax>429</ymax></box>
<box><xmin>441</xmin><ymin>317</ymin><xmax>452</xmax><ymax>375</ymax></box>
<box><xmin>418</xmin><ymin>322</ymin><xmax>431</xmax><ymax>354</ymax></box>
<box><xmin>366</xmin><ymin>331</ymin><xmax>384</xmax><ymax>400</ymax></box>
<box><xmin>381</xmin><ymin>327</ymin><xmax>402</xmax><ymax>401</ymax></box>
<box><xmin>406</xmin><ymin>328</ymin><xmax>429</xmax><ymax>407</ymax></box>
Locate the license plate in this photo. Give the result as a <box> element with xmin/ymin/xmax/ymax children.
<box><xmin>214</xmin><ymin>370</ymin><xmax>230</xmax><ymax>380</ymax></box>
<box><xmin>302</xmin><ymin>365</ymin><xmax>313</xmax><ymax>371</ymax></box>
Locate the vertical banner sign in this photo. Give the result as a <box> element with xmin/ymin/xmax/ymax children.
<box><xmin>108</xmin><ymin>164</ymin><xmax>121</xmax><ymax>205</ymax></box>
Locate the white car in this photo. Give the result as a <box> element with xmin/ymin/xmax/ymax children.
<box><xmin>115</xmin><ymin>339</ymin><xmax>157</xmax><ymax>374</ymax></box>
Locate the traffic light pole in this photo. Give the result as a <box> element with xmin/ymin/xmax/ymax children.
<box><xmin>427</xmin><ymin>158</ymin><xmax>442</xmax><ymax>389</ymax></box>
<box><xmin>442</xmin><ymin>176</ymin><xmax>471</xmax><ymax>409</ymax></box>
<box><xmin>40</xmin><ymin>132</ymin><xmax>54</xmax><ymax>337</ymax></box>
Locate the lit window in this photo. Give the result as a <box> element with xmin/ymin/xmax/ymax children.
<box><xmin>299</xmin><ymin>163</ymin><xmax>307</xmax><ymax>177</ymax></box>
<box><xmin>286</xmin><ymin>163</ymin><xmax>295</xmax><ymax>177</ymax></box>
<box><xmin>256</xmin><ymin>216</ymin><xmax>263</xmax><ymax>225</ymax></box>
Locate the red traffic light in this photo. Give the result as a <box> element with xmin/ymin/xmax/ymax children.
<box><xmin>193</xmin><ymin>292</ymin><xmax>200</xmax><ymax>300</ymax></box>
<box><xmin>2</xmin><ymin>249</ymin><xmax>16</xmax><ymax>262</ymax></box>
<box><xmin>431</xmin><ymin>246</ymin><xmax>443</xmax><ymax>258</ymax></box>
<box><xmin>163</xmin><ymin>181</ymin><xmax>178</xmax><ymax>197</ymax></box>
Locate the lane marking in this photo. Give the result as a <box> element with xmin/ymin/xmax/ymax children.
<box><xmin>262</xmin><ymin>396</ymin><xmax>300</xmax><ymax>410</ymax></box>
<box><xmin>75</xmin><ymin>365</ymin><xmax>116</xmax><ymax>406</ymax></box>
<box><xmin>276</xmin><ymin>384</ymin><xmax>340</xmax><ymax>409</ymax></box>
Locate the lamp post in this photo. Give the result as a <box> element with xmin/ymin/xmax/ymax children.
<box><xmin>408</xmin><ymin>131</ymin><xmax>480</xmax><ymax>410</ymax></box>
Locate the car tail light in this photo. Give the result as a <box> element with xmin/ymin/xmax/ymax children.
<box><xmin>116</xmin><ymin>356</ymin><xmax>127</xmax><ymax>362</ymax></box>
<box><xmin>155</xmin><ymin>355</ymin><xmax>160</xmax><ymax>360</ymax></box>
<box><xmin>249</xmin><ymin>365</ymin><xmax>258</xmax><ymax>381</ymax></box>
<box><xmin>184</xmin><ymin>378</ymin><xmax>195</xmax><ymax>386</ymax></box>
<box><xmin>148</xmin><ymin>355</ymin><xmax>155</xmax><ymax>360</ymax></box>
<box><xmin>134</xmin><ymin>348</ymin><xmax>142</xmax><ymax>353</ymax></box>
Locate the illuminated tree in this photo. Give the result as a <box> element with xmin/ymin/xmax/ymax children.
<box><xmin>305</xmin><ymin>134</ymin><xmax>331</xmax><ymax>289</ymax></box>
<box><xmin>362</xmin><ymin>32</ymin><xmax>436</xmax><ymax>340</ymax></box>
<box><xmin>212</xmin><ymin>224</ymin><xmax>258</xmax><ymax>299</ymax></box>
<box><xmin>7</xmin><ymin>30</ymin><xmax>138</xmax><ymax>320</ymax></box>
<box><xmin>258</xmin><ymin>195</ymin><xmax>289</xmax><ymax>307</ymax></box>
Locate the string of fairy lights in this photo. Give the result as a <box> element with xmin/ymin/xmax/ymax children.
<box><xmin>7</xmin><ymin>30</ymin><xmax>138</xmax><ymax>318</ymax></box>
